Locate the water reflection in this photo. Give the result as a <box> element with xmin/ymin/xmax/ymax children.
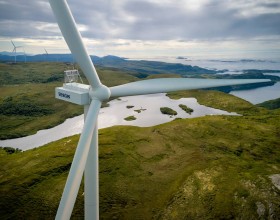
<box><xmin>0</xmin><ymin>93</ymin><xmax>238</xmax><ymax>151</ymax></box>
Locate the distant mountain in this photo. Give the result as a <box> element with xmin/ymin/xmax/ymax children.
<box><xmin>0</xmin><ymin>53</ymin><xmax>75</xmax><ymax>63</ymax></box>
<box><xmin>91</xmin><ymin>55</ymin><xmax>216</xmax><ymax>77</ymax></box>
<box><xmin>0</xmin><ymin>51</ymin><xmax>25</xmax><ymax>56</ymax></box>
<box><xmin>0</xmin><ymin>51</ymin><xmax>14</xmax><ymax>56</ymax></box>
<box><xmin>2</xmin><ymin>53</ymin><xmax>279</xmax><ymax>79</ymax></box>
<box><xmin>0</xmin><ymin>53</ymin><xmax>217</xmax><ymax>76</ymax></box>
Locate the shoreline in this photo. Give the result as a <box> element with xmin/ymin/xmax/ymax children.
<box><xmin>0</xmin><ymin>94</ymin><xmax>239</xmax><ymax>151</ymax></box>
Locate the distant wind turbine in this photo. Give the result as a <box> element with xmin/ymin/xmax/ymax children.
<box><xmin>23</xmin><ymin>47</ymin><xmax>27</xmax><ymax>63</ymax></box>
<box><xmin>48</xmin><ymin>0</ymin><xmax>270</xmax><ymax>219</ymax></box>
<box><xmin>11</xmin><ymin>40</ymin><xmax>22</xmax><ymax>63</ymax></box>
<box><xmin>44</xmin><ymin>48</ymin><xmax>49</xmax><ymax>62</ymax></box>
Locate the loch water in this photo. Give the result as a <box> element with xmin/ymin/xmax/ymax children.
<box><xmin>0</xmin><ymin>94</ymin><xmax>238</xmax><ymax>150</ymax></box>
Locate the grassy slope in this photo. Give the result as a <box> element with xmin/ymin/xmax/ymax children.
<box><xmin>0</xmin><ymin>63</ymin><xmax>138</xmax><ymax>139</ymax></box>
<box><xmin>167</xmin><ymin>90</ymin><xmax>266</xmax><ymax>115</ymax></box>
<box><xmin>0</xmin><ymin>62</ymin><xmax>138</xmax><ymax>86</ymax></box>
<box><xmin>0</xmin><ymin>62</ymin><xmax>69</xmax><ymax>85</ymax></box>
<box><xmin>257</xmin><ymin>98</ymin><xmax>280</xmax><ymax>110</ymax></box>
<box><xmin>0</xmin><ymin>91</ymin><xmax>279</xmax><ymax>219</ymax></box>
<box><xmin>0</xmin><ymin>82</ymin><xmax>83</xmax><ymax>139</ymax></box>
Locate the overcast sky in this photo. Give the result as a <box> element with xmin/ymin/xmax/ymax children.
<box><xmin>0</xmin><ymin>0</ymin><xmax>280</xmax><ymax>59</ymax></box>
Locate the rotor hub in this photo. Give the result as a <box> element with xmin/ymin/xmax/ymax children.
<box><xmin>89</xmin><ymin>84</ymin><xmax>111</xmax><ymax>101</ymax></box>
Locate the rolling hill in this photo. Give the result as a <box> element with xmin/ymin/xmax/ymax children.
<box><xmin>0</xmin><ymin>91</ymin><xmax>279</xmax><ymax>219</ymax></box>
<box><xmin>0</xmin><ymin>60</ymin><xmax>279</xmax><ymax>218</ymax></box>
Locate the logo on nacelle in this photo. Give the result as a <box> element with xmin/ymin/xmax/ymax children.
<box><xmin>58</xmin><ymin>92</ymin><xmax>71</xmax><ymax>99</ymax></box>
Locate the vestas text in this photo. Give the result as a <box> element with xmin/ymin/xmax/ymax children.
<box><xmin>58</xmin><ymin>92</ymin><xmax>70</xmax><ymax>99</ymax></box>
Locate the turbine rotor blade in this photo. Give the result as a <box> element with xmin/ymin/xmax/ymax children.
<box><xmin>11</xmin><ymin>40</ymin><xmax>15</xmax><ymax>47</ymax></box>
<box><xmin>56</xmin><ymin>100</ymin><xmax>101</xmax><ymax>220</ymax></box>
<box><xmin>49</xmin><ymin>0</ymin><xmax>101</xmax><ymax>89</ymax></box>
<box><xmin>109</xmin><ymin>78</ymin><xmax>271</xmax><ymax>97</ymax></box>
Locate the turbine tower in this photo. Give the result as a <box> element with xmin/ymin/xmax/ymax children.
<box><xmin>11</xmin><ymin>40</ymin><xmax>22</xmax><ymax>63</ymax></box>
<box><xmin>23</xmin><ymin>47</ymin><xmax>27</xmax><ymax>63</ymax></box>
<box><xmin>44</xmin><ymin>48</ymin><xmax>49</xmax><ymax>62</ymax></box>
<box><xmin>48</xmin><ymin>0</ymin><xmax>270</xmax><ymax>219</ymax></box>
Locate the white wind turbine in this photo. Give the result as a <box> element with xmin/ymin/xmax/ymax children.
<box><xmin>23</xmin><ymin>47</ymin><xmax>27</xmax><ymax>63</ymax></box>
<box><xmin>11</xmin><ymin>40</ymin><xmax>22</xmax><ymax>63</ymax></box>
<box><xmin>44</xmin><ymin>48</ymin><xmax>49</xmax><ymax>62</ymax></box>
<box><xmin>48</xmin><ymin>0</ymin><xmax>270</xmax><ymax>219</ymax></box>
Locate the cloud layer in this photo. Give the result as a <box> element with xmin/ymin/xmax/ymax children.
<box><xmin>0</xmin><ymin>0</ymin><xmax>279</xmax><ymax>57</ymax></box>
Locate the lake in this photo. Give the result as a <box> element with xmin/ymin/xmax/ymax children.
<box><xmin>130</xmin><ymin>56</ymin><xmax>280</xmax><ymax>72</ymax></box>
<box><xmin>0</xmin><ymin>93</ymin><xmax>238</xmax><ymax>151</ymax></box>
<box><xmin>230</xmin><ymin>82</ymin><xmax>280</xmax><ymax>104</ymax></box>
<box><xmin>130</xmin><ymin>57</ymin><xmax>280</xmax><ymax>104</ymax></box>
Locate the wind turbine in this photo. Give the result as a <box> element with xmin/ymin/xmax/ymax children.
<box><xmin>44</xmin><ymin>48</ymin><xmax>49</xmax><ymax>62</ymax></box>
<box><xmin>23</xmin><ymin>47</ymin><xmax>27</xmax><ymax>63</ymax></box>
<box><xmin>11</xmin><ymin>40</ymin><xmax>22</xmax><ymax>63</ymax></box>
<box><xmin>48</xmin><ymin>0</ymin><xmax>270</xmax><ymax>219</ymax></box>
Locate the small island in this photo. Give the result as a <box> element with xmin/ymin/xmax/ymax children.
<box><xmin>160</xmin><ymin>107</ymin><xmax>177</xmax><ymax>116</ymax></box>
<box><xmin>134</xmin><ymin>108</ymin><xmax>146</xmax><ymax>113</ymax></box>
<box><xmin>177</xmin><ymin>56</ymin><xmax>187</xmax><ymax>60</ymax></box>
<box><xmin>179</xmin><ymin>104</ymin><xmax>194</xmax><ymax>114</ymax></box>
<box><xmin>124</xmin><ymin>115</ymin><xmax>136</xmax><ymax>121</ymax></box>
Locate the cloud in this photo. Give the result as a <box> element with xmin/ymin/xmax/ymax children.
<box><xmin>1</xmin><ymin>0</ymin><xmax>279</xmax><ymax>40</ymax></box>
<box><xmin>0</xmin><ymin>0</ymin><xmax>279</xmax><ymax>56</ymax></box>
<box><xmin>0</xmin><ymin>0</ymin><xmax>53</xmax><ymax>22</ymax></box>
<box><xmin>117</xmin><ymin>0</ymin><xmax>280</xmax><ymax>40</ymax></box>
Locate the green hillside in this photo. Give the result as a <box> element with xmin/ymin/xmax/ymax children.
<box><xmin>0</xmin><ymin>62</ymin><xmax>138</xmax><ymax>86</ymax></box>
<box><xmin>0</xmin><ymin>91</ymin><xmax>279</xmax><ymax>219</ymax></box>
<box><xmin>0</xmin><ymin>62</ymin><xmax>138</xmax><ymax>139</ymax></box>
<box><xmin>257</xmin><ymin>98</ymin><xmax>280</xmax><ymax>110</ymax></box>
<box><xmin>1</xmin><ymin>62</ymin><xmax>279</xmax><ymax>219</ymax></box>
<box><xmin>0</xmin><ymin>62</ymin><xmax>277</xmax><ymax>139</ymax></box>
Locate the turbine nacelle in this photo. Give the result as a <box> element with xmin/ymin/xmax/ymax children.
<box><xmin>55</xmin><ymin>83</ymin><xmax>90</xmax><ymax>105</ymax></box>
<box><xmin>55</xmin><ymin>83</ymin><xmax>111</xmax><ymax>105</ymax></box>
